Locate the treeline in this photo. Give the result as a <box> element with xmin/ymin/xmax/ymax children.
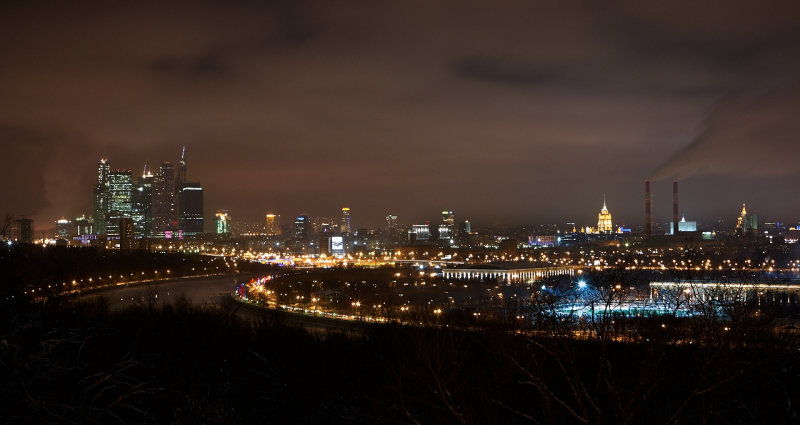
<box><xmin>1</xmin><ymin>298</ymin><xmax>798</xmax><ymax>424</ymax></box>
<box><xmin>0</xmin><ymin>244</ymin><xmax>272</xmax><ymax>299</ymax></box>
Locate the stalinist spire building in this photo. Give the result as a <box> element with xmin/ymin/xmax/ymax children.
<box><xmin>597</xmin><ymin>197</ymin><xmax>613</xmax><ymax>233</ymax></box>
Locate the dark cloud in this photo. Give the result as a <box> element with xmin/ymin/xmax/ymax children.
<box><xmin>652</xmin><ymin>78</ymin><xmax>800</xmax><ymax>181</ymax></box>
<box><xmin>453</xmin><ymin>58</ymin><xmax>557</xmax><ymax>86</ymax></box>
<box><xmin>1</xmin><ymin>0</ymin><xmax>800</xmax><ymax>229</ymax></box>
<box><xmin>151</xmin><ymin>51</ymin><xmax>230</xmax><ymax>79</ymax></box>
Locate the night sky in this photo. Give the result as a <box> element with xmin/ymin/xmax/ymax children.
<box><xmin>2</xmin><ymin>1</ymin><xmax>800</xmax><ymax>229</ymax></box>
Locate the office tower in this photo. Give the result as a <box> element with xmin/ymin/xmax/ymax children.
<box><xmin>215</xmin><ymin>210</ymin><xmax>230</xmax><ymax>235</ymax></box>
<box><xmin>176</xmin><ymin>146</ymin><xmax>186</xmax><ymax>228</ymax></box>
<box><xmin>152</xmin><ymin>162</ymin><xmax>177</xmax><ymax>237</ymax></box>
<box><xmin>644</xmin><ymin>181</ymin><xmax>652</xmax><ymax>236</ymax></box>
<box><xmin>132</xmin><ymin>167</ymin><xmax>153</xmax><ymax>237</ymax></box>
<box><xmin>438</xmin><ymin>224</ymin><xmax>452</xmax><ymax>244</ymax></box>
<box><xmin>13</xmin><ymin>218</ymin><xmax>33</xmax><ymax>243</ymax></box>
<box><xmin>386</xmin><ymin>214</ymin><xmax>397</xmax><ymax>231</ymax></box>
<box><xmin>178</xmin><ymin>145</ymin><xmax>187</xmax><ymax>190</ymax></box>
<box><xmin>294</xmin><ymin>215</ymin><xmax>311</xmax><ymax>241</ymax></box>
<box><xmin>456</xmin><ymin>220</ymin><xmax>472</xmax><ymax>247</ymax></box>
<box><xmin>340</xmin><ymin>207</ymin><xmax>351</xmax><ymax>234</ymax></box>
<box><xmin>55</xmin><ymin>218</ymin><xmax>72</xmax><ymax>238</ymax></box>
<box><xmin>265</xmin><ymin>214</ymin><xmax>279</xmax><ymax>236</ymax></box>
<box><xmin>412</xmin><ymin>224</ymin><xmax>430</xmax><ymax>242</ymax></box>
<box><xmin>597</xmin><ymin>197</ymin><xmax>613</xmax><ymax>233</ymax></box>
<box><xmin>442</xmin><ymin>210</ymin><xmax>455</xmax><ymax>226</ymax></box>
<box><xmin>93</xmin><ymin>158</ymin><xmax>110</xmax><ymax>234</ymax></box>
<box><xmin>669</xmin><ymin>216</ymin><xmax>697</xmax><ymax>234</ymax></box>
<box><xmin>119</xmin><ymin>217</ymin><xmax>135</xmax><ymax>250</ymax></box>
<box><xmin>736</xmin><ymin>204</ymin><xmax>758</xmax><ymax>234</ymax></box>
<box><xmin>439</xmin><ymin>210</ymin><xmax>455</xmax><ymax>246</ymax></box>
<box><xmin>105</xmin><ymin>169</ymin><xmax>133</xmax><ymax>236</ymax></box>
<box><xmin>178</xmin><ymin>182</ymin><xmax>204</xmax><ymax>236</ymax></box>
<box><xmin>75</xmin><ymin>215</ymin><xmax>93</xmax><ymax>236</ymax></box>
<box><xmin>314</xmin><ymin>217</ymin><xmax>337</xmax><ymax>234</ymax></box>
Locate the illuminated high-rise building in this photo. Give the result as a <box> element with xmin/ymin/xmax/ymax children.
<box><xmin>132</xmin><ymin>167</ymin><xmax>153</xmax><ymax>237</ymax></box>
<box><xmin>177</xmin><ymin>145</ymin><xmax>187</xmax><ymax>190</ymax></box>
<box><xmin>107</xmin><ymin>170</ymin><xmax>133</xmax><ymax>213</ymax></box>
<box><xmin>736</xmin><ymin>203</ymin><xmax>758</xmax><ymax>234</ymax></box>
<box><xmin>152</xmin><ymin>162</ymin><xmax>177</xmax><ymax>237</ymax></box>
<box><xmin>178</xmin><ymin>182</ymin><xmax>204</xmax><ymax>236</ymax></box>
<box><xmin>265</xmin><ymin>214</ymin><xmax>279</xmax><ymax>236</ymax></box>
<box><xmin>411</xmin><ymin>224</ymin><xmax>430</xmax><ymax>242</ymax></box>
<box><xmin>92</xmin><ymin>158</ymin><xmax>110</xmax><ymax>235</ymax></box>
<box><xmin>316</xmin><ymin>217</ymin><xmax>338</xmax><ymax>233</ymax></box>
<box><xmin>442</xmin><ymin>210</ymin><xmax>455</xmax><ymax>226</ymax></box>
<box><xmin>55</xmin><ymin>218</ymin><xmax>72</xmax><ymax>239</ymax></box>
<box><xmin>215</xmin><ymin>210</ymin><xmax>230</xmax><ymax>235</ymax></box>
<box><xmin>438</xmin><ymin>224</ymin><xmax>452</xmax><ymax>244</ymax></box>
<box><xmin>105</xmin><ymin>169</ymin><xmax>133</xmax><ymax>236</ymax></box>
<box><xmin>119</xmin><ymin>217</ymin><xmax>135</xmax><ymax>250</ymax></box>
<box><xmin>597</xmin><ymin>198</ymin><xmax>613</xmax><ymax>233</ymax></box>
<box><xmin>386</xmin><ymin>214</ymin><xmax>397</xmax><ymax>231</ymax></box>
<box><xmin>340</xmin><ymin>207</ymin><xmax>351</xmax><ymax>234</ymax></box>
<box><xmin>456</xmin><ymin>220</ymin><xmax>472</xmax><ymax>247</ymax></box>
<box><xmin>75</xmin><ymin>215</ymin><xmax>93</xmax><ymax>236</ymax></box>
<box><xmin>13</xmin><ymin>218</ymin><xmax>33</xmax><ymax>243</ymax></box>
<box><xmin>295</xmin><ymin>214</ymin><xmax>311</xmax><ymax>241</ymax></box>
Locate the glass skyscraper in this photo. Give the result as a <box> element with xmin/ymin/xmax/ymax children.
<box><xmin>105</xmin><ymin>170</ymin><xmax>133</xmax><ymax>236</ymax></box>
<box><xmin>178</xmin><ymin>182</ymin><xmax>204</xmax><ymax>236</ymax></box>
<box><xmin>92</xmin><ymin>159</ymin><xmax>110</xmax><ymax>235</ymax></box>
<box><xmin>152</xmin><ymin>162</ymin><xmax>177</xmax><ymax>237</ymax></box>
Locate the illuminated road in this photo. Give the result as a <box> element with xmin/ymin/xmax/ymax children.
<box><xmin>76</xmin><ymin>274</ymin><xmax>245</xmax><ymax>311</ymax></box>
<box><xmin>75</xmin><ymin>274</ymin><xmax>368</xmax><ymax>337</ymax></box>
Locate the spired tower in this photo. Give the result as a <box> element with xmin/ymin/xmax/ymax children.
<box><xmin>597</xmin><ymin>197</ymin><xmax>613</xmax><ymax>233</ymax></box>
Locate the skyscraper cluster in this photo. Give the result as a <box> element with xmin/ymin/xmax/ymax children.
<box><xmin>90</xmin><ymin>147</ymin><xmax>203</xmax><ymax>245</ymax></box>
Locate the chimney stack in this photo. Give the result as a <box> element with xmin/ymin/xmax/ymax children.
<box><xmin>673</xmin><ymin>181</ymin><xmax>679</xmax><ymax>235</ymax></box>
<box><xmin>645</xmin><ymin>181</ymin><xmax>652</xmax><ymax>237</ymax></box>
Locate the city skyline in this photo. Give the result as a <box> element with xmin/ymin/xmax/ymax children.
<box><xmin>2</xmin><ymin>1</ymin><xmax>800</xmax><ymax>229</ymax></box>
<box><xmin>9</xmin><ymin>152</ymin><xmax>798</xmax><ymax>233</ymax></box>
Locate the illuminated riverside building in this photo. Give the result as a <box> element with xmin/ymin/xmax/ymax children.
<box><xmin>340</xmin><ymin>207</ymin><xmax>351</xmax><ymax>234</ymax></box>
<box><xmin>668</xmin><ymin>216</ymin><xmax>697</xmax><ymax>235</ymax></box>
<box><xmin>215</xmin><ymin>210</ymin><xmax>230</xmax><ymax>235</ymax></box>
<box><xmin>597</xmin><ymin>199</ymin><xmax>613</xmax><ymax>233</ymax></box>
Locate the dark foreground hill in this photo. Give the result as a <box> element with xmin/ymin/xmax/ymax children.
<box><xmin>2</xmin><ymin>297</ymin><xmax>799</xmax><ymax>424</ymax></box>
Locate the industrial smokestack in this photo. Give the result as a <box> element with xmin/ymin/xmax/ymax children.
<box><xmin>673</xmin><ymin>181</ymin><xmax>679</xmax><ymax>235</ymax></box>
<box><xmin>645</xmin><ymin>181</ymin><xmax>652</xmax><ymax>237</ymax></box>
